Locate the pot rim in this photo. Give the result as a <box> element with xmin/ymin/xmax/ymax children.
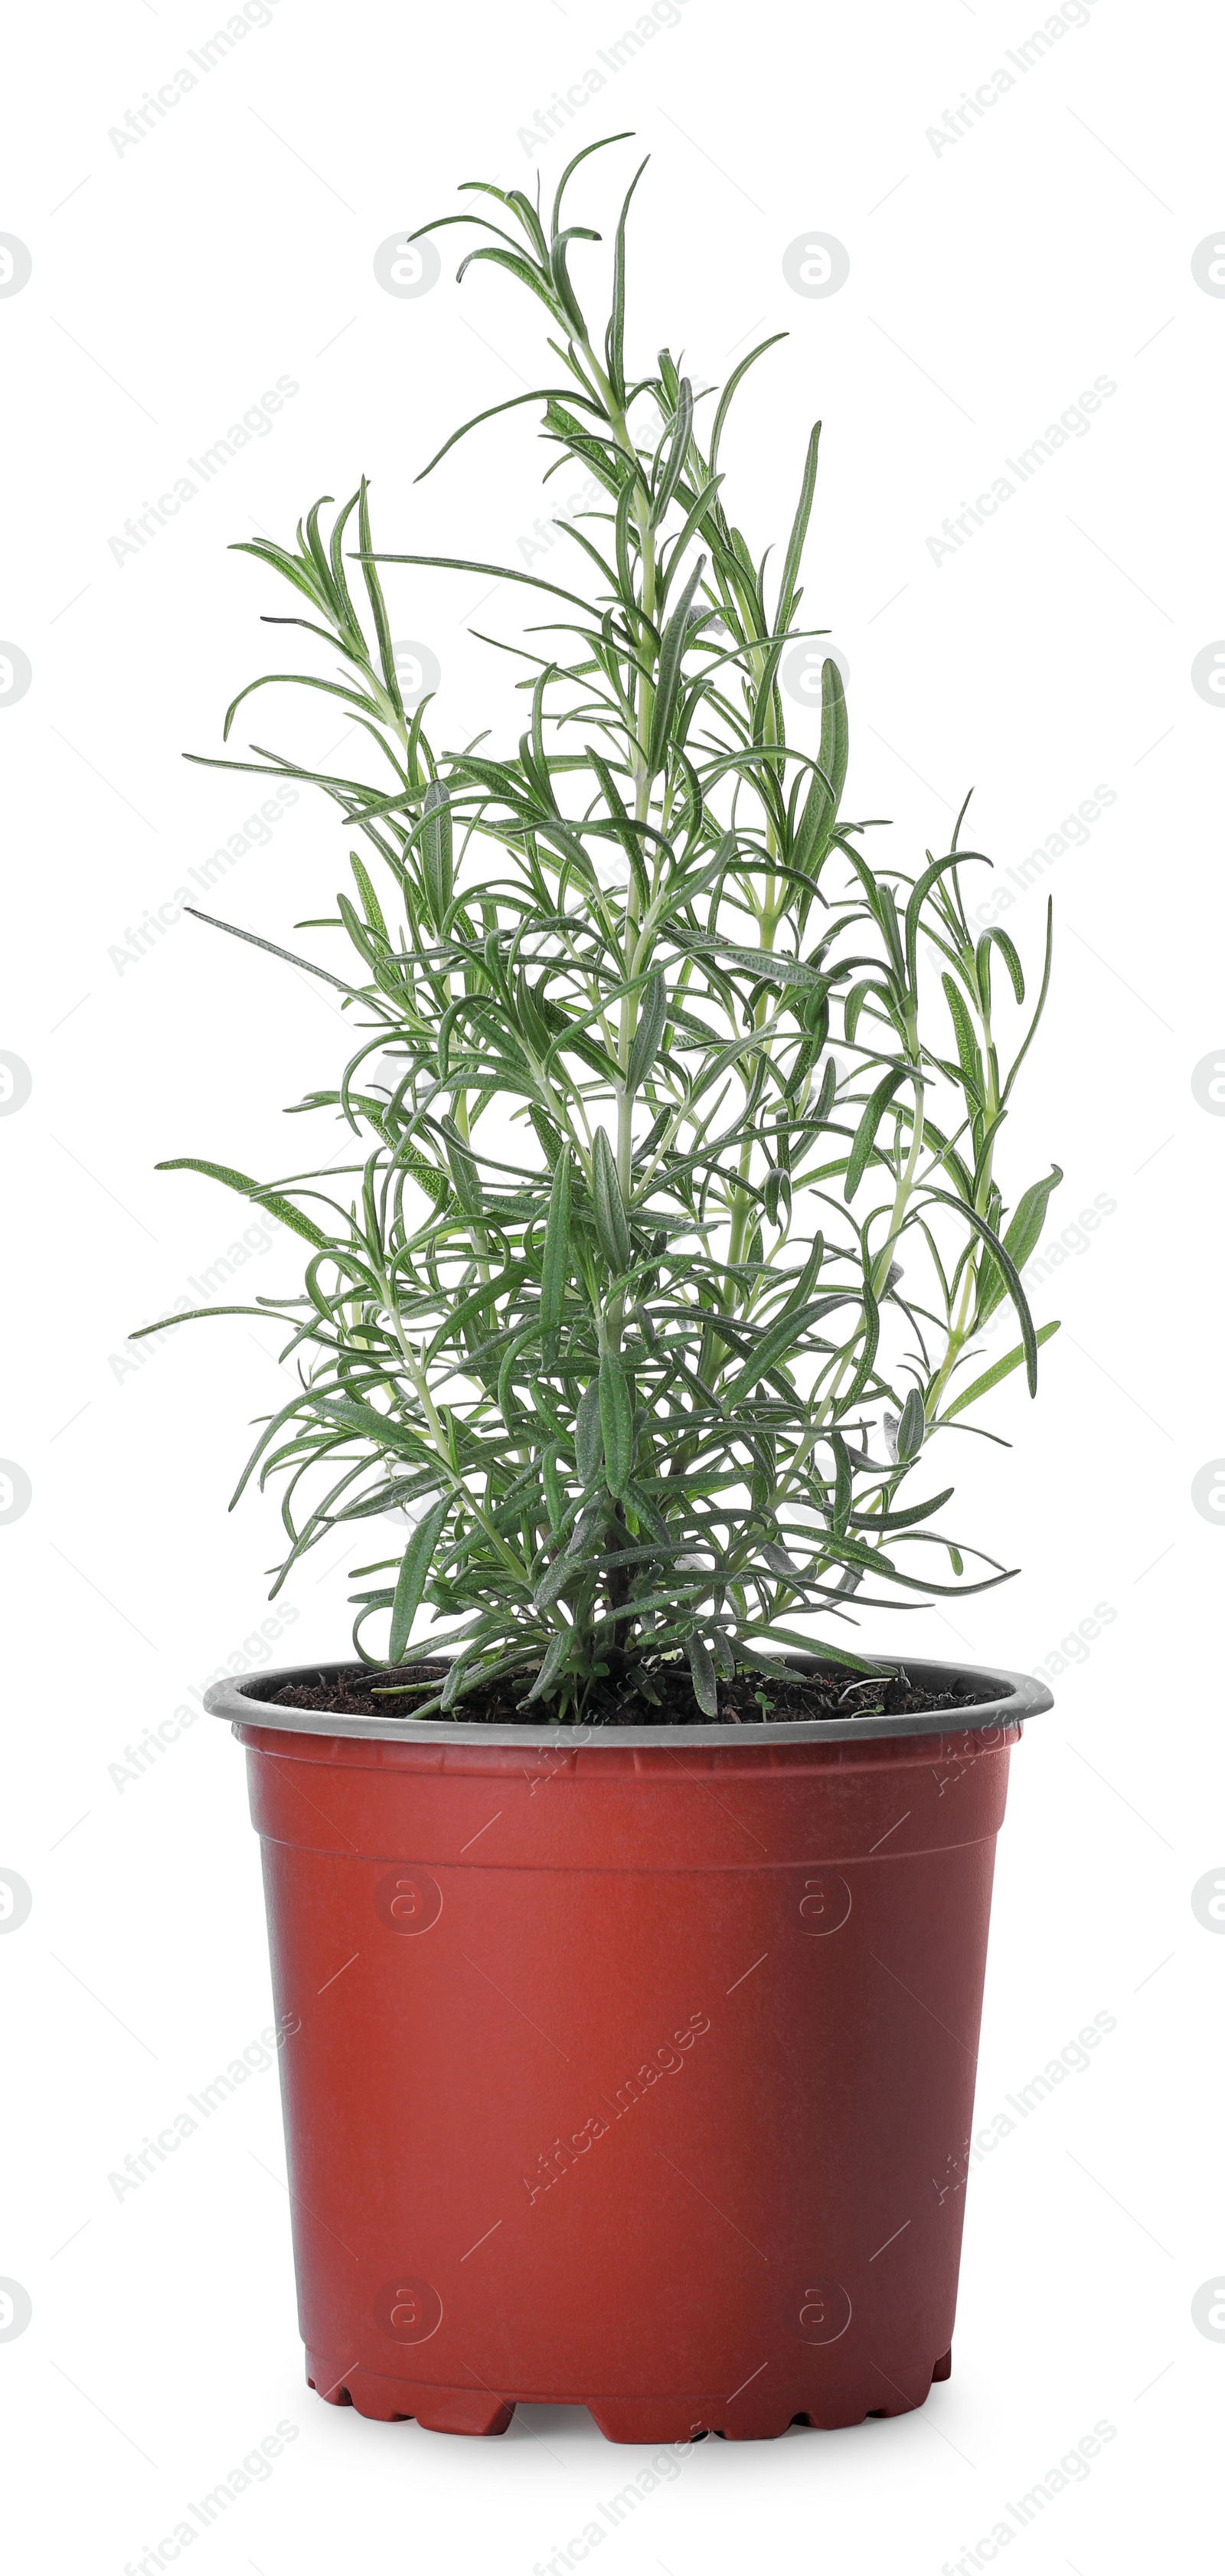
<box><xmin>206</xmin><ymin>1651</ymin><xmax>1051</xmax><ymax>1747</ymax></box>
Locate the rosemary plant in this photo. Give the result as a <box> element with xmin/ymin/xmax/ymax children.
<box><xmin>146</xmin><ymin>139</ymin><xmax>1060</xmax><ymax>1721</ymax></box>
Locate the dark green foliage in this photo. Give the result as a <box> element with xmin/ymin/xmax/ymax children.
<box><xmin>147</xmin><ymin>142</ymin><xmax>1058</xmax><ymax>1719</ymax></box>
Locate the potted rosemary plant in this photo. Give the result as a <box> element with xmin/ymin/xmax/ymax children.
<box><xmin>150</xmin><ymin>139</ymin><xmax>1058</xmax><ymax>2443</ymax></box>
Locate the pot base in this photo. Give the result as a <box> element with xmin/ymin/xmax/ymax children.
<box><xmin>306</xmin><ymin>2357</ymin><xmax>516</xmax><ymax>2434</ymax></box>
<box><xmin>305</xmin><ymin>2346</ymin><xmax>953</xmax><ymax>2443</ymax></box>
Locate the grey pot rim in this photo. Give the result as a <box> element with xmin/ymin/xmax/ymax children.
<box><xmin>206</xmin><ymin>1650</ymin><xmax>1051</xmax><ymax>1750</ymax></box>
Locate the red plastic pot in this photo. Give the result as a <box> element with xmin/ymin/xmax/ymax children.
<box><xmin>207</xmin><ymin>1656</ymin><xmax>1047</xmax><ymax>2444</ymax></box>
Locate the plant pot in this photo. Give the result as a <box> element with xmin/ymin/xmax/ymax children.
<box><xmin>206</xmin><ymin>1653</ymin><xmax>1048</xmax><ymax>2444</ymax></box>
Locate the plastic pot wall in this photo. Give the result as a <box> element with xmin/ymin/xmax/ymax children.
<box><xmin>210</xmin><ymin>1659</ymin><xmax>1046</xmax><ymax>2444</ymax></box>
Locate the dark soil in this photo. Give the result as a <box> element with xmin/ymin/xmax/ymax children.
<box><xmin>255</xmin><ymin>1659</ymin><xmax>993</xmax><ymax>1727</ymax></box>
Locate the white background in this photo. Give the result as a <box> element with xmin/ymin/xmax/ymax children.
<box><xmin>2</xmin><ymin>0</ymin><xmax>1222</xmax><ymax>2566</ymax></box>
